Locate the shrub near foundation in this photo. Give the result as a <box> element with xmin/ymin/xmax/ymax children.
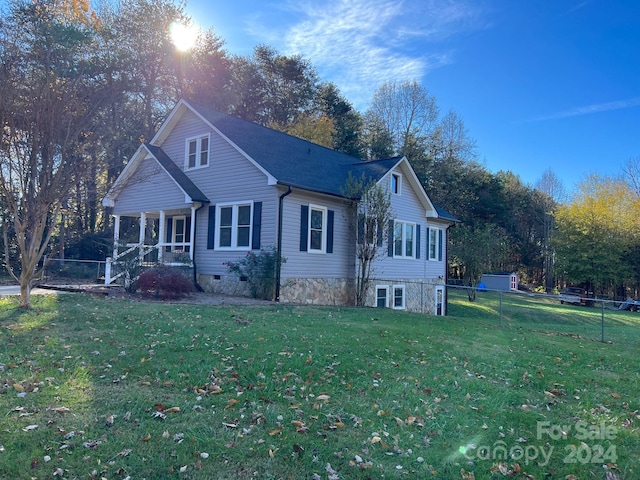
<box><xmin>135</xmin><ymin>265</ymin><xmax>194</xmax><ymax>299</ymax></box>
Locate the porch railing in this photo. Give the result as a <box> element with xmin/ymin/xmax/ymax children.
<box><xmin>104</xmin><ymin>243</ymin><xmax>192</xmax><ymax>285</ymax></box>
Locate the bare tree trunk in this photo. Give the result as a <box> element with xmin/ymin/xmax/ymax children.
<box><xmin>19</xmin><ymin>277</ymin><xmax>31</xmax><ymax>309</ymax></box>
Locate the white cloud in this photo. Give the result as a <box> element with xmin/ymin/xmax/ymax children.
<box><xmin>245</xmin><ymin>0</ymin><xmax>486</xmax><ymax>110</ymax></box>
<box><xmin>530</xmin><ymin>97</ymin><xmax>640</xmax><ymax>122</ymax></box>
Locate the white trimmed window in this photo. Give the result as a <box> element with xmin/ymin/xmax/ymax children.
<box><xmin>216</xmin><ymin>202</ymin><xmax>252</xmax><ymax>250</ymax></box>
<box><xmin>393</xmin><ymin>221</ymin><xmax>415</xmax><ymax>258</ymax></box>
<box><xmin>393</xmin><ymin>285</ymin><xmax>405</xmax><ymax>310</ymax></box>
<box><xmin>308</xmin><ymin>205</ymin><xmax>327</xmax><ymax>253</ymax></box>
<box><xmin>376</xmin><ymin>285</ymin><xmax>390</xmax><ymax>308</ymax></box>
<box><xmin>186</xmin><ymin>134</ymin><xmax>210</xmax><ymax>169</ymax></box>
<box><xmin>428</xmin><ymin>227</ymin><xmax>442</xmax><ymax>261</ymax></box>
<box><xmin>391</xmin><ymin>173</ymin><xmax>402</xmax><ymax>195</ymax></box>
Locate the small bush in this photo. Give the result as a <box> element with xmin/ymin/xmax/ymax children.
<box><xmin>226</xmin><ymin>247</ymin><xmax>285</xmax><ymax>300</ymax></box>
<box><xmin>135</xmin><ymin>266</ymin><xmax>194</xmax><ymax>300</ymax></box>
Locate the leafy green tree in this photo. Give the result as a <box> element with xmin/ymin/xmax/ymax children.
<box><xmin>316</xmin><ymin>83</ymin><xmax>364</xmax><ymax>157</ymax></box>
<box><xmin>361</xmin><ymin>111</ymin><xmax>394</xmax><ymax>160</ymax></box>
<box><xmin>230</xmin><ymin>45</ymin><xmax>319</xmax><ymax>128</ymax></box>
<box><xmin>450</xmin><ymin>223</ymin><xmax>509</xmax><ymax>301</ymax></box>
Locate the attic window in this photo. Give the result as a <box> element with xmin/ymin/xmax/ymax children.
<box><xmin>391</xmin><ymin>173</ymin><xmax>402</xmax><ymax>195</ymax></box>
<box><xmin>186</xmin><ymin>134</ymin><xmax>210</xmax><ymax>169</ymax></box>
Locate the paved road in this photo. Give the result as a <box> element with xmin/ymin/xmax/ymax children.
<box><xmin>0</xmin><ymin>285</ymin><xmax>69</xmax><ymax>296</ymax></box>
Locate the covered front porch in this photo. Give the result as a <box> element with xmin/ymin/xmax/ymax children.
<box><xmin>104</xmin><ymin>206</ymin><xmax>198</xmax><ymax>285</ymax></box>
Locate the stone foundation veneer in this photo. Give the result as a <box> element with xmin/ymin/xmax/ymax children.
<box><xmin>197</xmin><ymin>273</ymin><xmax>445</xmax><ymax>314</ymax></box>
<box><xmin>365</xmin><ymin>279</ymin><xmax>445</xmax><ymax>315</ymax></box>
<box><xmin>279</xmin><ymin>278</ymin><xmax>355</xmax><ymax>306</ymax></box>
<box><xmin>197</xmin><ymin>273</ymin><xmax>251</xmax><ymax>297</ymax></box>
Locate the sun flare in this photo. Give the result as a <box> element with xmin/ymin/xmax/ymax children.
<box><xmin>170</xmin><ymin>22</ymin><xmax>198</xmax><ymax>52</ymax></box>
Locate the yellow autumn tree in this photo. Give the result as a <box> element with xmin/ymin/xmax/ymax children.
<box><xmin>553</xmin><ymin>174</ymin><xmax>640</xmax><ymax>294</ymax></box>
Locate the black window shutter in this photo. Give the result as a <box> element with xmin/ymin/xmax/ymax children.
<box><xmin>377</xmin><ymin>223</ymin><xmax>383</xmax><ymax>247</ymax></box>
<box><xmin>207</xmin><ymin>206</ymin><xmax>215</xmax><ymax>249</ymax></box>
<box><xmin>252</xmin><ymin>202</ymin><xmax>262</xmax><ymax>250</ymax></box>
<box><xmin>416</xmin><ymin>224</ymin><xmax>421</xmax><ymax>259</ymax></box>
<box><xmin>185</xmin><ymin>216</ymin><xmax>191</xmax><ymax>242</ymax></box>
<box><xmin>426</xmin><ymin>227</ymin><xmax>430</xmax><ymax>258</ymax></box>
<box><xmin>327</xmin><ymin>210</ymin><xmax>334</xmax><ymax>253</ymax></box>
<box><xmin>300</xmin><ymin>205</ymin><xmax>309</xmax><ymax>251</ymax></box>
<box><xmin>438</xmin><ymin>229</ymin><xmax>443</xmax><ymax>261</ymax></box>
<box><xmin>166</xmin><ymin>218</ymin><xmax>173</xmax><ymax>243</ymax></box>
<box><xmin>387</xmin><ymin>219</ymin><xmax>394</xmax><ymax>257</ymax></box>
<box><xmin>357</xmin><ymin>214</ymin><xmax>364</xmax><ymax>245</ymax></box>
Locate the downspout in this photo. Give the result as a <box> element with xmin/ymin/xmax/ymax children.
<box><xmin>191</xmin><ymin>202</ymin><xmax>207</xmax><ymax>292</ymax></box>
<box><xmin>445</xmin><ymin>223</ymin><xmax>455</xmax><ymax>315</ymax></box>
<box><xmin>275</xmin><ymin>186</ymin><xmax>292</xmax><ymax>301</ymax></box>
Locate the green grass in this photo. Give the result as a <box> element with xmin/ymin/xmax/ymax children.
<box><xmin>0</xmin><ymin>292</ymin><xmax>639</xmax><ymax>479</ymax></box>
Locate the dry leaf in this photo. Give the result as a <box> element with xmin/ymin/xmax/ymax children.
<box><xmin>610</xmin><ymin>392</ymin><xmax>621</xmax><ymax>399</ymax></box>
<box><xmin>142</xmin><ymin>434</ymin><xmax>151</xmax><ymax>442</ymax></box>
<box><xmin>268</xmin><ymin>429</ymin><xmax>282</xmax><ymax>436</ymax></box>
<box><xmin>163</xmin><ymin>406</ymin><xmax>180</xmax><ymax>413</ymax></box>
<box><xmin>13</xmin><ymin>383</ymin><xmax>24</xmax><ymax>392</ymax></box>
<box><xmin>22</xmin><ymin>424</ymin><xmax>38</xmax><ymax>432</ymax></box>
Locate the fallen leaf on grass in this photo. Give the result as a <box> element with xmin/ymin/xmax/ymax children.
<box><xmin>22</xmin><ymin>425</ymin><xmax>38</xmax><ymax>431</ymax></box>
<box><xmin>460</xmin><ymin>469</ymin><xmax>476</xmax><ymax>479</ymax></box>
<box><xmin>142</xmin><ymin>434</ymin><xmax>151</xmax><ymax>442</ymax></box>
<box><xmin>163</xmin><ymin>406</ymin><xmax>180</xmax><ymax>413</ymax></box>
<box><xmin>610</xmin><ymin>392</ymin><xmax>621</xmax><ymax>399</ymax></box>
<box><xmin>13</xmin><ymin>383</ymin><xmax>24</xmax><ymax>391</ymax></box>
<box><xmin>316</xmin><ymin>394</ymin><xmax>330</xmax><ymax>402</ymax></box>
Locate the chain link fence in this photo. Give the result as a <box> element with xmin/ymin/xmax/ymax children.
<box><xmin>39</xmin><ymin>257</ymin><xmax>106</xmax><ymax>284</ymax></box>
<box><xmin>445</xmin><ymin>284</ymin><xmax>640</xmax><ymax>348</ymax></box>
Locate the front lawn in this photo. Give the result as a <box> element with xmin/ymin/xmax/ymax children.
<box><xmin>1</xmin><ymin>293</ymin><xmax>638</xmax><ymax>479</ymax></box>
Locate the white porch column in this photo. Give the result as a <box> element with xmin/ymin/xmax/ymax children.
<box><xmin>138</xmin><ymin>212</ymin><xmax>146</xmax><ymax>262</ymax></box>
<box><xmin>189</xmin><ymin>206</ymin><xmax>197</xmax><ymax>260</ymax></box>
<box><xmin>113</xmin><ymin>214</ymin><xmax>120</xmax><ymax>257</ymax></box>
<box><xmin>158</xmin><ymin>210</ymin><xmax>166</xmax><ymax>263</ymax></box>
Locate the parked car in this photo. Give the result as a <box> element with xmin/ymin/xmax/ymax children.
<box><xmin>618</xmin><ymin>297</ymin><xmax>640</xmax><ymax>312</ymax></box>
<box><xmin>559</xmin><ymin>287</ymin><xmax>595</xmax><ymax>307</ymax></box>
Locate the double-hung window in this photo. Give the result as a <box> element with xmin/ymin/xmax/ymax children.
<box><xmin>393</xmin><ymin>221</ymin><xmax>415</xmax><ymax>258</ymax></box>
<box><xmin>186</xmin><ymin>134</ymin><xmax>210</xmax><ymax>169</ymax></box>
<box><xmin>393</xmin><ymin>285</ymin><xmax>405</xmax><ymax>309</ymax></box>
<box><xmin>428</xmin><ymin>227</ymin><xmax>443</xmax><ymax>261</ymax></box>
<box><xmin>216</xmin><ymin>202</ymin><xmax>252</xmax><ymax>250</ymax></box>
<box><xmin>309</xmin><ymin>205</ymin><xmax>327</xmax><ymax>253</ymax></box>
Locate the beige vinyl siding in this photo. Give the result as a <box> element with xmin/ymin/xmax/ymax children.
<box><xmin>112</xmin><ymin>157</ymin><xmax>188</xmax><ymax>215</ymax></box>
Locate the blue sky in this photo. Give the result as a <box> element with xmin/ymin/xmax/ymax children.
<box><xmin>186</xmin><ymin>0</ymin><xmax>640</xmax><ymax>191</ymax></box>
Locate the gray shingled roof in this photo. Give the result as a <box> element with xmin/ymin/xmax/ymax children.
<box><xmin>188</xmin><ymin>101</ymin><xmax>401</xmax><ymax>198</ymax></box>
<box><xmin>184</xmin><ymin>101</ymin><xmax>457</xmax><ymax>221</ymax></box>
<box><xmin>144</xmin><ymin>143</ymin><xmax>209</xmax><ymax>203</ymax></box>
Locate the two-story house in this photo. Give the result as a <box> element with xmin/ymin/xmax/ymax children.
<box><xmin>102</xmin><ymin>99</ymin><xmax>457</xmax><ymax>314</ymax></box>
